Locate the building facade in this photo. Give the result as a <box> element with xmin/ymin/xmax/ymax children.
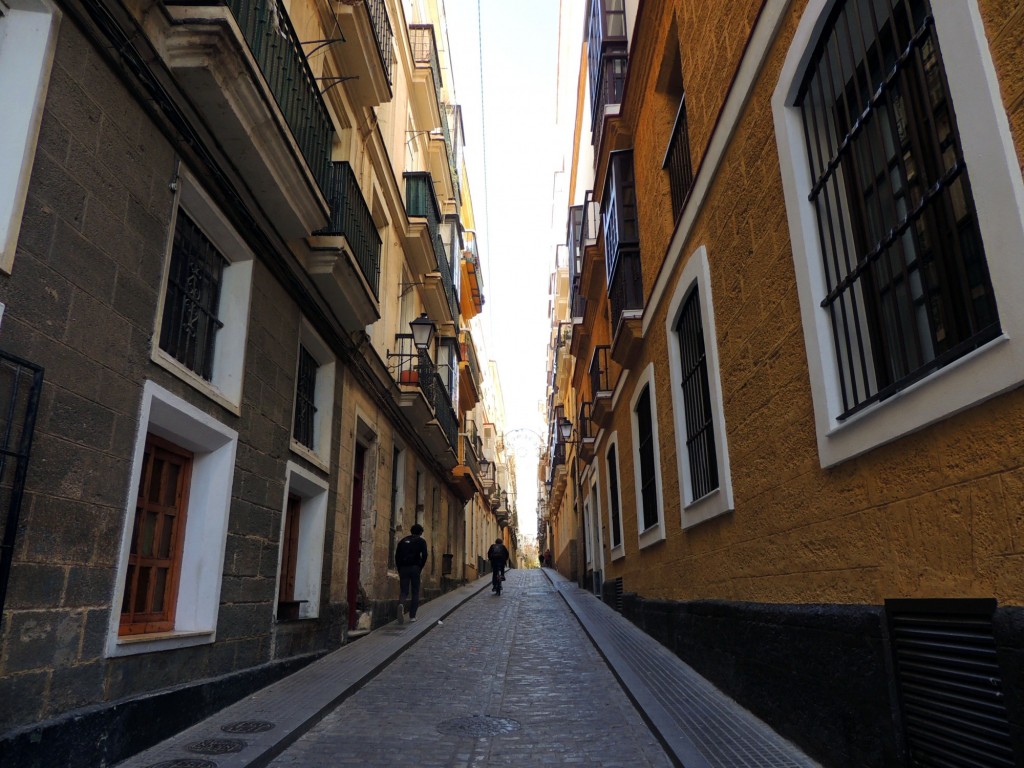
<box><xmin>546</xmin><ymin>0</ymin><xmax>1024</xmax><ymax>765</ymax></box>
<box><xmin>0</xmin><ymin>0</ymin><xmax>516</xmax><ymax>764</ymax></box>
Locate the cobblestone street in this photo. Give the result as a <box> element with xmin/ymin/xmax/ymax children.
<box><xmin>266</xmin><ymin>568</ymin><xmax>672</xmax><ymax>767</ymax></box>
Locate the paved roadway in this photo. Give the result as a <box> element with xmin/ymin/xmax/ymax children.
<box><xmin>266</xmin><ymin>568</ymin><xmax>673</xmax><ymax>767</ymax></box>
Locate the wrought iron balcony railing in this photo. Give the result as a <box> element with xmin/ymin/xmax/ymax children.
<box><xmin>225</xmin><ymin>0</ymin><xmax>332</xmax><ymax>193</ymax></box>
<box><xmin>316</xmin><ymin>161</ymin><xmax>381</xmax><ymax>297</ymax></box>
<box><xmin>461</xmin><ymin>434</ymin><xmax>480</xmax><ymax>478</ymax></box>
<box><xmin>577</xmin><ymin>401</ymin><xmax>595</xmax><ymax>442</ymax></box>
<box><xmin>428</xmin><ymin>369</ymin><xmax>459</xmax><ymax>451</ymax></box>
<box><xmin>366</xmin><ymin>0</ymin><xmax>394</xmax><ymax>85</ymax></box>
<box><xmin>410</xmin><ymin>24</ymin><xmax>442</xmax><ymax>108</ymax></box>
<box><xmin>590</xmin><ymin>345</ymin><xmax>613</xmax><ymax>394</ymax></box>
<box><xmin>392</xmin><ymin>333</ymin><xmax>435</xmax><ymax>392</ymax></box>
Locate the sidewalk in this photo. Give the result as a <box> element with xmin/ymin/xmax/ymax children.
<box><xmin>115</xmin><ymin>577</ymin><xmax>492</xmax><ymax>768</ymax></box>
<box><xmin>543</xmin><ymin>568</ymin><xmax>819</xmax><ymax>768</ymax></box>
<box><xmin>116</xmin><ymin>569</ymin><xmax>820</xmax><ymax>768</ymax></box>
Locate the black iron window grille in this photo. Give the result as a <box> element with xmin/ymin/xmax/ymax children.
<box><xmin>606</xmin><ymin>444</ymin><xmax>622</xmax><ymax>548</ymax></box>
<box><xmin>293</xmin><ymin>345</ymin><xmax>318</xmax><ymax>450</ymax></box>
<box><xmin>634</xmin><ymin>385</ymin><xmax>658</xmax><ymax>531</ymax></box>
<box><xmin>160</xmin><ymin>208</ymin><xmax>227</xmax><ymax>381</ymax></box>
<box><xmin>664</xmin><ymin>93</ymin><xmax>694</xmax><ymax>218</ymax></box>
<box><xmin>675</xmin><ymin>287</ymin><xmax>718</xmax><ymax>501</ymax></box>
<box><xmin>797</xmin><ymin>0</ymin><xmax>999</xmax><ymax>420</ymax></box>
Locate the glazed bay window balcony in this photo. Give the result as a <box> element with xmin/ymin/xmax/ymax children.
<box><xmin>577</xmin><ymin>401</ymin><xmax>597</xmax><ymax>462</ymax></box>
<box><xmin>308</xmin><ymin>161</ymin><xmax>382</xmax><ymax>330</ymax></box>
<box><xmin>588</xmin><ymin>0</ymin><xmax>627</xmax><ymax>152</ymax></box>
<box><xmin>604</xmin><ymin>150</ymin><xmax>644</xmax><ymax>366</ymax></box>
<box><xmin>409</xmin><ymin>25</ymin><xmax>458</xmax><ymax>200</ymax></box>
<box><xmin>330</xmin><ymin>0</ymin><xmax>393</xmax><ymax>108</ymax></box>
<box><xmin>160</xmin><ymin>0</ymin><xmax>336</xmax><ymax>238</ymax></box>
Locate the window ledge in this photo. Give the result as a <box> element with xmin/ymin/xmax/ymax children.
<box><xmin>110</xmin><ymin>629</ymin><xmax>215</xmax><ymax>657</ymax></box>
<box><xmin>289</xmin><ymin>439</ymin><xmax>329</xmax><ymax>473</ymax></box>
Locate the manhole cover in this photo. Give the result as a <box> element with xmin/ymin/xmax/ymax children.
<box><xmin>145</xmin><ymin>761</ymin><xmax>218</xmax><ymax>768</ymax></box>
<box><xmin>437</xmin><ymin>716</ymin><xmax>521</xmax><ymax>737</ymax></box>
<box><xmin>185</xmin><ymin>738</ymin><xmax>245</xmax><ymax>755</ymax></box>
<box><xmin>221</xmin><ymin>720</ymin><xmax>274</xmax><ymax>734</ymax></box>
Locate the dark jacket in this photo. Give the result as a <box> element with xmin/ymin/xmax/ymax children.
<box><xmin>487</xmin><ymin>542</ymin><xmax>509</xmax><ymax>565</ymax></box>
<box><xmin>395</xmin><ymin>533</ymin><xmax>428</xmax><ymax>569</ymax></box>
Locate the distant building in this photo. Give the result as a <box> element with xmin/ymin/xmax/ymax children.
<box><xmin>546</xmin><ymin>0</ymin><xmax>1024</xmax><ymax>765</ymax></box>
<box><xmin>0</xmin><ymin>0</ymin><xmax>516</xmax><ymax>764</ymax></box>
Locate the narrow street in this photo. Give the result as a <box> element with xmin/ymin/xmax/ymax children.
<box><xmin>266</xmin><ymin>568</ymin><xmax>672</xmax><ymax>767</ymax></box>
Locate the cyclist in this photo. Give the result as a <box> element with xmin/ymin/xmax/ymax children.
<box><xmin>487</xmin><ymin>538</ymin><xmax>509</xmax><ymax>594</ymax></box>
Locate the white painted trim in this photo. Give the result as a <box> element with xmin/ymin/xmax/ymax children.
<box><xmin>151</xmin><ymin>167</ymin><xmax>254</xmax><ymax>414</ymax></box>
<box><xmin>588</xmin><ymin>467</ymin><xmax>605</xmax><ymax>574</ymax></box>
<box><xmin>665</xmin><ymin>246</ymin><xmax>734</xmax><ymax>528</ymax></box>
<box><xmin>0</xmin><ymin>0</ymin><xmax>60</xmax><ymax>273</ymax></box>
<box><xmin>643</xmin><ymin>0</ymin><xmax>792</xmax><ymax>335</ymax></box>
<box><xmin>276</xmin><ymin>461</ymin><xmax>329</xmax><ymax>621</ymax></box>
<box><xmin>630</xmin><ymin>363</ymin><xmax>666</xmax><ymax>549</ymax></box>
<box><xmin>107</xmin><ymin>380</ymin><xmax>238</xmax><ymax>657</ymax></box>
<box><xmin>604</xmin><ymin>432</ymin><xmax>626</xmax><ymax>561</ymax></box>
<box><xmin>772</xmin><ymin>0</ymin><xmax>1024</xmax><ymax>467</ymax></box>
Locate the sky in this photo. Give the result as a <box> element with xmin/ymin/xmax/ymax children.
<box><xmin>441</xmin><ymin>0</ymin><xmax>563</xmax><ymax>541</ymax></box>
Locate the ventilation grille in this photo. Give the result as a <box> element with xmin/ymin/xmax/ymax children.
<box><xmin>614</xmin><ymin>577</ymin><xmax>624</xmax><ymax>612</ymax></box>
<box><xmin>886</xmin><ymin>599</ymin><xmax>1015</xmax><ymax>767</ymax></box>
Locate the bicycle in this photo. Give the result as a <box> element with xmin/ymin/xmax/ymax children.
<box><xmin>490</xmin><ymin>562</ymin><xmax>505</xmax><ymax>595</ymax></box>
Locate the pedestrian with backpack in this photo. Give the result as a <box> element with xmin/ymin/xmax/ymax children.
<box><xmin>394</xmin><ymin>524</ymin><xmax>428</xmax><ymax>623</ymax></box>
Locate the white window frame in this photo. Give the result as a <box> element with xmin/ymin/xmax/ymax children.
<box><xmin>289</xmin><ymin>319</ymin><xmax>335</xmax><ymax>470</ymax></box>
<box><xmin>773</xmin><ymin>0</ymin><xmax>1024</xmax><ymax>468</ymax></box>
<box><xmin>0</xmin><ymin>0</ymin><xmax>61</xmax><ymax>273</ymax></box>
<box><xmin>630</xmin><ymin>363</ymin><xmax>665</xmax><ymax>549</ymax></box>
<box><xmin>152</xmin><ymin>168</ymin><xmax>253</xmax><ymax>414</ymax></box>
<box><xmin>666</xmin><ymin>245</ymin><xmax>734</xmax><ymax>528</ymax></box>
<box><xmin>604</xmin><ymin>433</ymin><xmax>626</xmax><ymax>561</ymax></box>
<box><xmin>276</xmin><ymin>461</ymin><xmax>328</xmax><ymax>621</ymax></box>
<box><xmin>107</xmin><ymin>380</ymin><xmax>238</xmax><ymax>657</ymax></box>
<box><xmin>586</xmin><ymin>470</ymin><xmax>604</xmax><ymax>574</ymax></box>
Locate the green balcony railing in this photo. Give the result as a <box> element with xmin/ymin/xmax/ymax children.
<box><xmin>225</xmin><ymin>0</ymin><xmax>333</xmax><ymax>193</ymax></box>
<box><xmin>317</xmin><ymin>161</ymin><xmax>381</xmax><ymax>298</ymax></box>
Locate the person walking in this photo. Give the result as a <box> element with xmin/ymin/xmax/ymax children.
<box><xmin>395</xmin><ymin>524</ymin><xmax>428</xmax><ymax>623</ymax></box>
<box><xmin>487</xmin><ymin>538</ymin><xmax>509</xmax><ymax>594</ymax></box>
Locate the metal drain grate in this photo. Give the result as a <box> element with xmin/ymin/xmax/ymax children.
<box><xmin>144</xmin><ymin>761</ymin><xmax>218</xmax><ymax>768</ymax></box>
<box><xmin>185</xmin><ymin>738</ymin><xmax>245</xmax><ymax>755</ymax></box>
<box><xmin>221</xmin><ymin>720</ymin><xmax>274</xmax><ymax>734</ymax></box>
<box><xmin>437</xmin><ymin>715</ymin><xmax>521</xmax><ymax>737</ymax></box>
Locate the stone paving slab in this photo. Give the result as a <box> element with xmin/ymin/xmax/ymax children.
<box><xmin>546</xmin><ymin>569</ymin><xmax>821</xmax><ymax>768</ymax></box>
<box><xmin>265</xmin><ymin>568</ymin><xmax>672</xmax><ymax>768</ymax></box>
<box><xmin>115</xmin><ymin>577</ymin><xmax>492</xmax><ymax>768</ymax></box>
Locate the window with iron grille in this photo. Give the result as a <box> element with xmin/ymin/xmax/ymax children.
<box><xmin>606</xmin><ymin>443</ymin><xmax>622</xmax><ymax>549</ymax></box>
<box><xmin>120</xmin><ymin>435</ymin><xmax>192</xmax><ymax>636</ymax></box>
<box><xmin>634</xmin><ymin>386</ymin><xmax>659</xmax><ymax>531</ymax></box>
<box><xmin>659</xmin><ymin>28</ymin><xmax>692</xmax><ymax>218</ymax></box>
<box><xmin>159</xmin><ymin>208</ymin><xmax>227</xmax><ymax>381</ymax></box>
<box><xmin>675</xmin><ymin>287</ymin><xmax>718</xmax><ymax>500</ymax></box>
<box><xmin>292</xmin><ymin>345</ymin><xmax>318</xmax><ymax>450</ymax></box>
<box><xmin>797</xmin><ymin>0</ymin><xmax>999</xmax><ymax>420</ymax></box>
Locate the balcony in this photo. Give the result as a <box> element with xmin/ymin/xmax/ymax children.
<box><xmin>404</xmin><ymin>172</ymin><xmax>442</xmax><ymax>276</ymax></box>
<box><xmin>588</xmin><ymin>0</ymin><xmax>627</xmax><ymax>155</ymax></box>
<box><xmin>590</xmin><ymin>345</ymin><xmax>618</xmax><ymax>428</ymax></box>
<box><xmin>458</xmin><ymin>330</ymin><xmax>482</xmax><ymax>411</ymax></box>
<box><xmin>604</xmin><ymin>150</ymin><xmax>643</xmax><ymax>366</ymax></box>
<box><xmin>409</xmin><ymin>24</ymin><xmax>457</xmax><ymax>200</ymax></box>
<box><xmin>460</xmin><ymin>230</ymin><xmax>485</xmax><ymax>319</ymax></box>
<box><xmin>578</xmin><ymin>401</ymin><xmax>597</xmax><ymax>462</ymax></box>
<box><xmin>391</xmin><ymin>333</ymin><xmax>457</xmax><ymax>466</ymax></box>
<box><xmin>307</xmin><ymin>162</ymin><xmax>381</xmax><ymax>330</ymax></box>
<box><xmin>159</xmin><ymin>0</ymin><xmax>334</xmax><ymax>237</ymax></box>
<box><xmin>451</xmin><ymin>434</ymin><xmax>482</xmax><ymax>501</ymax></box>
<box><xmin>329</xmin><ymin>0</ymin><xmax>393</xmax><ymax>108</ymax></box>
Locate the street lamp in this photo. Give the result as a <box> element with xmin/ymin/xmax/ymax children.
<box><xmin>409</xmin><ymin>312</ymin><xmax>435</xmax><ymax>350</ymax></box>
<box><xmin>559</xmin><ymin>416</ymin><xmax>573</xmax><ymax>443</ymax></box>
